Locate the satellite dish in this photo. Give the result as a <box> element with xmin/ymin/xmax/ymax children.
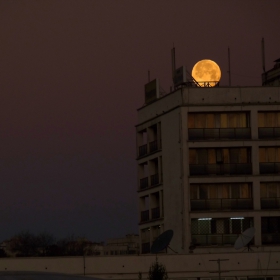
<box><xmin>234</xmin><ymin>227</ymin><xmax>255</xmax><ymax>250</ymax></box>
<box><xmin>150</xmin><ymin>230</ymin><xmax>173</xmax><ymax>254</ymax></box>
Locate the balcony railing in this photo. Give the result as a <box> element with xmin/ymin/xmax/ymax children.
<box><xmin>191</xmin><ymin>198</ymin><xmax>253</xmax><ymax>211</ymax></box>
<box><xmin>138</xmin><ymin>139</ymin><xmax>161</xmax><ymax>158</ymax></box>
<box><xmin>138</xmin><ymin>144</ymin><xmax>147</xmax><ymax>157</ymax></box>
<box><xmin>192</xmin><ymin>234</ymin><xmax>240</xmax><ymax>246</ymax></box>
<box><xmin>259</xmin><ymin>127</ymin><xmax>280</xmax><ymax>139</ymax></box>
<box><xmin>140</xmin><ymin>210</ymin><xmax>149</xmax><ymax>222</ymax></box>
<box><xmin>149</xmin><ymin>140</ymin><xmax>158</xmax><ymax>153</ymax></box>
<box><xmin>139</xmin><ymin>174</ymin><xmax>160</xmax><ymax>190</ymax></box>
<box><xmin>151</xmin><ymin>207</ymin><xmax>160</xmax><ymax>219</ymax></box>
<box><xmin>189</xmin><ymin>128</ymin><xmax>251</xmax><ymax>141</ymax></box>
<box><xmin>150</xmin><ymin>173</ymin><xmax>159</xmax><ymax>186</ymax></box>
<box><xmin>189</xmin><ymin>163</ymin><xmax>252</xmax><ymax>176</ymax></box>
<box><xmin>259</xmin><ymin>162</ymin><xmax>280</xmax><ymax>174</ymax></box>
<box><xmin>139</xmin><ymin>177</ymin><xmax>149</xmax><ymax>190</ymax></box>
<box><xmin>262</xmin><ymin>233</ymin><xmax>280</xmax><ymax>244</ymax></box>
<box><xmin>141</xmin><ymin>242</ymin><xmax>150</xmax><ymax>254</ymax></box>
<box><xmin>261</xmin><ymin>197</ymin><xmax>280</xmax><ymax>209</ymax></box>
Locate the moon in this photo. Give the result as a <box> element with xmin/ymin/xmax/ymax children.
<box><xmin>192</xmin><ymin>59</ymin><xmax>221</xmax><ymax>87</ymax></box>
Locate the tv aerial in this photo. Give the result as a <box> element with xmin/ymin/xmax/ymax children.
<box><xmin>150</xmin><ymin>230</ymin><xmax>175</xmax><ymax>254</ymax></box>
<box><xmin>234</xmin><ymin>227</ymin><xmax>255</xmax><ymax>252</ymax></box>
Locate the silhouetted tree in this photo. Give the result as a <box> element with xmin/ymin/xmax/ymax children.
<box><xmin>8</xmin><ymin>231</ymin><xmax>55</xmax><ymax>257</ymax></box>
<box><xmin>148</xmin><ymin>261</ymin><xmax>168</xmax><ymax>280</ymax></box>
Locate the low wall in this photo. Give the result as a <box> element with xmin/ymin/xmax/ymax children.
<box><xmin>0</xmin><ymin>251</ymin><xmax>279</xmax><ymax>279</ymax></box>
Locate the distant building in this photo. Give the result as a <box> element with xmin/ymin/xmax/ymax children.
<box><xmin>104</xmin><ymin>234</ymin><xmax>139</xmax><ymax>255</ymax></box>
<box><xmin>136</xmin><ymin>74</ymin><xmax>280</xmax><ymax>254</ymax></box>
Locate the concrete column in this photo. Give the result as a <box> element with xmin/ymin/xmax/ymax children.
<box><xmin>250</xmin><ymin>108</ymin><xmax>259</xmax><ymax>140</ymax></box>
<box><xmin>254</xmin><ymin>214</ymin><xmax>262</xmax><ymax>246</ymax></box>
<box><xmin>253</xmin><ymin>178</ymin><xmax>260</xmax><ymax>210</ymax></box>
<box><xmin>159</xmin><ymin>190</ymin><xmax>163</xmax><ymax>218</ymax></box>
<box><xmin>251</xmin><ymin>144</ymin><xmax>260</xmax><ymax>175</ymax></box>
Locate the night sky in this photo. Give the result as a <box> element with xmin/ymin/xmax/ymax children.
<box><xmin>0</xmin><ymin>0</ymin><xmax>279</xmax><ymax>243</ymax></box>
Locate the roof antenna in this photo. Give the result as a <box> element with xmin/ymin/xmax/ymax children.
<box><xmin>262</xmin><ymin>37</ymin><xmax>266</xmax><ymax>73</ymax></box>
<box><xmin>228</xmin><ymin>47</ymin><xmax>231</xmax><ymax>86</ymax></box>
<box><xmin>171</xmin><ymin>44</ymin><xmax>176</xmax><ymax>86</ymax></box>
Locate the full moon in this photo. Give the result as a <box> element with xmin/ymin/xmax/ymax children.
<box><xmin>192</xmin><ymin>59</ymin><xmax>221</xmax><ymax>87</ymax></box>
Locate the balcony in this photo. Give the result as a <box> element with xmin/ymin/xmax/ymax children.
<box><xmin>189</xmin><ymin>128</ymin><xmax>251</xmax><ymax>141</ymax></box>
<box><xmin>259</xmin><ymin>162</ymin><xmax>280</xmax><ymax>174</ymax></box>
<box><xmin>149</xmin><ymin>140</ymin><xmax>158</xmax><ymax>153</ymax></box>
<box><xmin>141</xmin><ymin>210</ymin><xmax>149</xmax><ymax>222</ymax></box>
<box><xmin>150</xmin><ymin>173</ymin><xmax>159</xmax><ymax>186</ymax></box>
<box><xmin>151</xmin><ymin>207</ymin><xmax>160</xmax><ymax>219</ymax></box>
<box><xmin>261</xmin><ymin>197</ymin><xmax>280</xmax><ymax>209</ymax></box>
<box><xmin>262</xmin><ymin>233</ymin><xmax>280</xmax><ymax>244</ymax></box>
<box><xmin>139</xmin><ymin>177</ymin><xmax>149</xmax><ymax>190</ymax></box>
<box><xmin>259</xmin><ymin>127</ymin><xmax>280</xmax><ymax>139</ymax></box>
<box><xmin>141</xmin><ymin>242</ymin><xmax>150</xmax><ymax>254</ymax></box>
<box><xmin>191</xmin><ymin>198</ymin><xmax>253</xmax><ymax>211</ymax></box>
<box><xmin>139</xmin><ymin>174</ymin><xmax>160</xmax><ymax>190</ymax></box>
<box><xmin>192</xmin><ymin>234</ymin><xmax>240</xmax><ymax>246</ymax></box>
<box><xmin>189</xmin><ymin>163</ymin><xmax>252</xmax><ymax>176</ymax></box>
<box><xmin>138</xmin><ymin>140</ymin><xmax>161</xmax><ymax>158</ymax></box>
<box><xmin>138</xmin><ymin>144</ymin><xmax>147</xmax><ymax>157</ymax></box>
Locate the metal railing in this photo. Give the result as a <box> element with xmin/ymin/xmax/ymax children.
<box><xmin>139</xmin><ymin>177</ymin><xmax>149</xmax><ymax>190</ymax></box>
<box><xmin>262</xmin><ymin>233</ymin><xmax>280</xmax><ymax>244</ymax></box>
<box><xmin>138</xmin><ymin>139</ymin><xmax>161</xmax><ymax>158</ymax></box>
<box><xmin>138</xmin><ymin>144</ymin><xmax>147</xmax><ymax>157</ymax></box>
<box><xmin>259</xmin><ymin>127</ymin><xmax>280</xmax><ymax>139</ymax></box>
<box><xmin>261</xmin><ymin>197</ymin><xmax>280</xmax><ymax>209</ymax></box>
<box><xmin>140</xmin><ymin>210</ymin><xmax>149</xmax><ymax>222</ymax></box>
<box><xmin>150</xmin><ymin>173</ymin><xmax>159</xmax><ymax>186</ymax></box>
<box><xmin>191</xmin><ymin>198</ymin><xmax>253</xmax><ymax>211</ymax></box>
<box><xmin>189</xmin><ymin>128</ymin><xmax>251</xmax><ymax>140</ymax></box>
<box><xmin>259</xmin><ymin>162</ymin><xmax>280</xmax><ymax>174</ymax></box>
<box><xmin>149</xmin><ymin>140</ymin><xmax>158</xmax><ymax>153</ymax></box>
<box><xmin>151</xmin><ymin>207</ymin><xmax>160</xmax><ymax>219</ymax></box>
<box><xmin>189</xmin><ymin>163</ymin><xmax>252</xmax><ymax>176</ymax></box>
<box><xmin>141</xmin><ymin>242</ymin><xmax>150</xmax><ymax>254</ymax></box>
<box><xmin>192</xmin><ymin>234</ymin><xmax>240</xmax><ymax>246</ymax></box>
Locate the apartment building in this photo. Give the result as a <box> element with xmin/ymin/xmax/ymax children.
<box><xmin>136</xmin><ymin>83</ymin><xmax>280</xmax><ymax>254</ymax></box>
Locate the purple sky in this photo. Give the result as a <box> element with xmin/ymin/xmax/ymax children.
<box><xmin>0</xmin><ymin>0</ymin><xmax>279</xmax><ymax>242</ymax></box>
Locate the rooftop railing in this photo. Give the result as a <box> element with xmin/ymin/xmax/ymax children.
<box><xmin>191</xmin><ymin>198</ymin><xmax>253</xmax><ymax>211</ymax></box>
<box><xmin>259</xmin><ymin>127</ymin><xmax>280</xmax><ymax>139</ymax></box>
<box><xmin>259</xmin><ymin>162</ymin><xmax>280</xmax><ymax>174</ymax></box>
<box><xmin>190</xmin><ymin>163</ymin><xmax>252</xmax><ymax>176</ymax></box>
<box><xmin>261</xmin><ymin>197</ymin><xmax>280</xmax><ymax>209</ymax></box>
<box><xmin>189</xmin><ymin>128</ymin><xmax>251</xmax><ymax>140</ymax></box>
<box><xmin>191</xmin><ymin>234</ymin><xmax>240</xmax><ymax>246</ymax></box>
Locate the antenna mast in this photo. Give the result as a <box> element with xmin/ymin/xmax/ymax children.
<box><xmin>228</xmin><ymin>47</ymin><xmax>231</xmax><ymax>86</ymax></box>
<box><xmin>171</xmin><ymin>46</ymin><xmax>176</xmax><ymax>86</ymax></box>
<box><xmin>262</xmin><ymin>37</ymin><xmax>266</xmax><ymax>73</ymax></box>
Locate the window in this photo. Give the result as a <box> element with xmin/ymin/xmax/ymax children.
<box><xmin>259</xmin><ymin>147</ymin><xmax>280</xmax><ymax>162</ymax></box>
<box><xmin>258</xmin><ymin>112</ymin><xmax>280</xmax><ymax>127</ymax></box>
<box><xmin>188</xmin><ymin>112</ymin><xmax>249</xmax><ymax>128</ymax></box>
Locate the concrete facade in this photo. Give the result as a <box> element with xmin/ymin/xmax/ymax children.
<box><xmin>0</xmin><ymin>251</ymin><xmax>280</xmax><ymax>279</ymax></box>
<box><xmin>136</xmin><ymin>86</ymin><xmax>280</xmax><ymax>256</ymax></box>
